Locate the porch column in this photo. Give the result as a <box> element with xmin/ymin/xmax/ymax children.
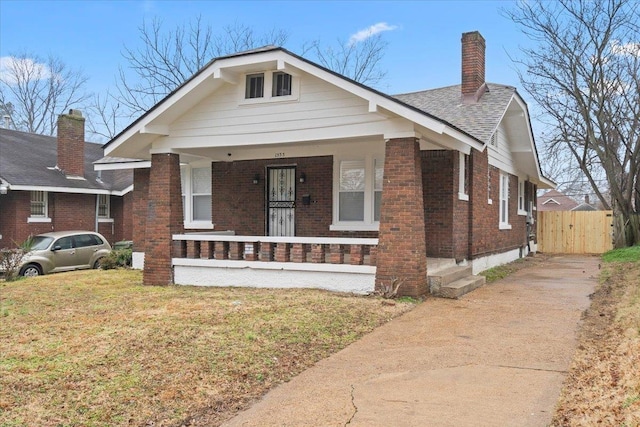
<box><xmin>143</xmin><ymin>153</ymin><xmax>184</xmax><ymax>285</ymax></box>
<box><xmin>375</xmin><ymin>137</ymin><xmax>428</xmax><ymax>297</ymax></box>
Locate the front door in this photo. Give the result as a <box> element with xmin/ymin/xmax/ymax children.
<box><xmin>267</xmin><ymin>166</ymin><xmax>296</xmax><ymax>236</ymax></box>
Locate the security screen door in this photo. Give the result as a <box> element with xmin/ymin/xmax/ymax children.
<box><xmin>267</xmin><ymin>167</ymin><xmax>296</xmax><ymax>236</ymax></box>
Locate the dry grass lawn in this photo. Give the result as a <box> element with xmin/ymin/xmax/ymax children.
<box><xmin>0</xmin><ymin>270</ymin><xmax>415</xmax><ymax>426</ymax></box>
<box><xmin>551</xmin><ymin>248</ymin><xmax>640</xmax><ymax>426</ymax></box>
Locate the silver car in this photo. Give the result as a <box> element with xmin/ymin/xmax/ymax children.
<box><xmin>19</xmin><ymin>231</ymin><xmax>112</xmax><ymax>277</ymax></box>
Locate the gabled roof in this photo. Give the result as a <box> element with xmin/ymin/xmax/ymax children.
<box><xmin>538</xmin><ymin>189</ymin><xmax>579</xmax><ymax>211</ymax></box>
<box><xmin>394</xmin><ymin>83</ymin><xmax>516</xmax><ymax>144</ymax></box>
<box><xmin>0</xmin><ymin>128</ymin><xmax>132</xmax><ymax>194</ymax></box>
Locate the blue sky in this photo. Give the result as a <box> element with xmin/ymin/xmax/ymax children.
<box><xmin>0</xmin><ymin>0</ymin><xmax>534</xmax><ymax>97</ymax></box>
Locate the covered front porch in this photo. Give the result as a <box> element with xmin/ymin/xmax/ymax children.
<box><xmin>168</xmin><ymin>232</ymin><xmax>485</xmax><ymax>297</ymax></box>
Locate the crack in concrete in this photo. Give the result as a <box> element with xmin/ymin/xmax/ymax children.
<box><xmin>345</xmin><ymin>384</ymin><xmax>357</xmax><ymax>426</ymax></box>
<box><xmin>490</xmin><ymin>364</ymin><xmax>568</xmax><ymax>374</ymax></box>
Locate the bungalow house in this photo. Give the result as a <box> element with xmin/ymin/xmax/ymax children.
<box><xmin>98</xmin><ymin>31</ymin><xmax>553</xmax><ymax>298</ymax></box>
<box><xmin>0</xmin><ymin>110</ymin><xmax>133</xmax><ymax>247</ymax></box>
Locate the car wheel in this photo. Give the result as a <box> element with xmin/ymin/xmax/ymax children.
<box><xmin>93</xmin><ymin>258</ymin><xmax>103</xmax><ymax>269</ymax></box>
<box><xmin>21</xmin><ymin>264</ymin><xmax>42</xmax><ymax>277</ymax></box>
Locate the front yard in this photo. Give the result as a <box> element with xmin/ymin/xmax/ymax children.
<box><xmin>0</xmin><ymin>270</ymin><xmax>414</xmax><ymax>426</ymax></box>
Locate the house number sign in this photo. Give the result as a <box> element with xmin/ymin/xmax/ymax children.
<box><xmin>274</xmin><ymin>152</ymin><xmax>286</xmax><ymax>158</ymax></box>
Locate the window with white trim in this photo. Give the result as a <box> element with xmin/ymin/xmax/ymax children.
<box><xmin>245</xmin><ymin>73</ymin><xmax>264</xmax><ymax>99</ymax></box>
<box><xmin>30</xmin><ymin>191</ymin><xmax>48</xmax><ymax>217</ymax></box>
<box><xmin>181</xmin><ymin>165</ymin><xmax>213</xmax><ymax>228</ymax></box>
<box><xmin>97</xmin><ymin>194</ymin><xmax>110</xmax><ymax>219</ymax></box>
<box><xmin>517</xmin><ymin>178</ymin><xmax>527</xmax><ymax>215</ymax></box>
<box><xmin>499</xmin><ymin>172</ymin><xmax>511</xmax><ymax>229</ymax></box>
<box><xmin>332</xmin><ymin>156</ymin><xmax>383</xmax><ymax>230</ymax></box>
<box><xmin>458</xmin><ymin>152</ymin><xmax>469</xmax><ymax>201</ymax></box>
<box><xmin>272</xmin><ymin>72</ymin><xmax>292</xmax><ymax>96</ymax></box>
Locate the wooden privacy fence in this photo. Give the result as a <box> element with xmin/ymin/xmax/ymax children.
<box><xmin>537</xmin><ymin>210</ymin><xmax>614</xmax><ymax>254</ymax></box>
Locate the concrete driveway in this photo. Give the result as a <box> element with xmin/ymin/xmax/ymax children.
<box><xmin>222</xmin><ymin>255</ymin><xmax>599</xmax><ymax>427</ymax></box>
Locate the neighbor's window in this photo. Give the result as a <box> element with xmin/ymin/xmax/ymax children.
<box><xmin>181</xmin><ymin>164</ymin><xmax>213</xmax><ymax>227</ymax></box>
<box><xmin>499</xmin><ymin>172</ymin><xmax>511</xmax><ymax>229</ymax></box>
<box><xmin>272</xmin><ymin>72</ymin><xmax>292</xmax><ymax>97</ymax></box>
<box><xmin>30</xmin><ymin>191</ymin><xmax>48</xmax><ymax>217</ymax></box>
<box><xmin>374</xmin><ymin>159</ymin><xmax>384</xmax><ymax>221</ymax></box>
<box><xmin>245</xmin><ymin>73</ymin><xmax>264</xmax><ymax>99</ymax></box>
<box><xmin>97</xmin><ymin>194</ymin><xmax>110</xmax><ymax>218</ymax></box>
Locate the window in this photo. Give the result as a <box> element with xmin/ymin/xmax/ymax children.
<box><xmin>97</xmin><ymin>194</ymin><xmax>110</xmax><ymax>218</ymax></box>
<box><xmin>74</xmin><ymin>233</ymin><xmax>103</xmax><ymax>248</ymax></box>
<box><xmin>517</xmin><ymin>179</ymin><xmax>527</xmax><ymax>215</ymax></box>
<box><xmin>30</xmin><ymin>191</ymin><xmax>47</xmax><ymax>217</ymax></box>
<box><xmin>499</xmin><ymin>172</ymin><xmax>511</xmax><ymax>229</ymax></box>
<box><xmin>458</xmin><ymin>152</ymin><xmax>469</xmax><ymax>201</ymax></box>
<box><xmin>245</xmin><ymin>73</ymin><xmax>264</xmax><ymax>99</ymax></box>
<box><xmin>332</xmin><ymin>156</ymin><xmax>383</xmax><ymax>230</ymax></box>
<box><xmin>272</xmin><ymin>72</ymin><xmax>292</xmax><ymax>96</ymax></box>
<box><xmin>181</xmin><ymin>165</ymin><xmax>213</xmax><ymax>228</ymax></box>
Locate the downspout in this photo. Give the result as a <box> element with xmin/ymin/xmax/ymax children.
<box><xmin>95</xmin><ymin>194</ymin><xmax>99</xmax><ymax>233</ymax></box>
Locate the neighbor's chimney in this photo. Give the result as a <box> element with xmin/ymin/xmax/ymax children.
<box><xmin>461</xmin><ymin>31</ymin><xmax>487</xmax><ymax>103</ymax></box>
<box><xmin>585</xmin><ymin>194</ymin><xmax>590</xmax><ymax>205</ymax></box>
<box><xmin>57</xmin><ymin>109</ymin><xmax>85</xmax><ymax>177</ymax></box>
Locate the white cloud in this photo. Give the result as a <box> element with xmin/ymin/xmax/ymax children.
<box><xmin>0</xmin><ymin>56</ymin><xmax>52</xmax><ymax>85</ymax></box>
<box><xmin>610</xmin><ymin>40</ymin><xmax>640</xmax><ymax>57</ymax></box>
<box><xmin>348</xmin><ymin>22</ymin><xmax>398</xmax><ymax>45</ymax></box>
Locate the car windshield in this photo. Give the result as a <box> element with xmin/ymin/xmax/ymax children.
<box><xmin>30</xmin><ymin>236</ymin><xmax>54</xmax><ymax>251</ymax></box>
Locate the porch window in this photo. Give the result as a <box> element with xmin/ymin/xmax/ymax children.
<box><xmin>499</xmin><ymin>172</ymin><xmax>511</xmax><ymax>229</ymax></box>
<box><xmin>181</xmin><ymin>165</ymin><xmax>213</xmax><ymax>228</ymax></box>
<box><xmin>30</xmin><ymin>191</ymin><xmax>48</xmax><ymax>218</ymax></box>
<box><xmin>272</xmin><ymin>72</ymin><xmax>292</xmax><ymax>97</ymax></box>
<box><xmin>245</xmin><ymin>73</ymin><xmax>264</xmax><ymax>99</ymax></box>
<box><xmin>97</xmin><ymin>194</ymin><xmax>110</xmax><ymax>218</ymax></box>
<box><xmin>332</xmin><ymin>156</ymin><xmax>383</xmax><ymax>231</ymax></box>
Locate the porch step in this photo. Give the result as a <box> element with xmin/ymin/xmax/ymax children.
<box><xmin>428</xmin><ymin>264</ymin><xmax>486</xmax><ymax>299</ymax></box>
<box><xmin>436</xmin><ymin>275</ymin><xmax>486</xmax><ymax>299</ymax></box>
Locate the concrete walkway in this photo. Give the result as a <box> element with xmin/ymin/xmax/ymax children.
<box><xmin>222</xmin><ymin>255</ymin><xmax>599</xmax><ymax>427</ymax></box>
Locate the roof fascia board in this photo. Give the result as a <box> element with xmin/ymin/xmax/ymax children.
<box><xmin>8</xmin><ymin>185</ymin><xmax>117</xmax><ymax>195</ymax></box>
<box><xmin>94</xmin><ymin>160</ymin><xmax>152</xmax><ymax>171</ymax></box>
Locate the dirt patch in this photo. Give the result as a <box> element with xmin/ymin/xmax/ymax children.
<box><xmin>551</xmin><ymin>260</ymin><xmax>640</xmax><ymax>426</ymax></box>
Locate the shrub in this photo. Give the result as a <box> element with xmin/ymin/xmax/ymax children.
<box><xmin>0</xmin><ymin>238</ymin><xmax>34</xmax><ymax>281</ymax></box>
<box><xmin>100</xmin><ymin>249</ymin><xmax>132</xmax><ymax>270</ymax></box>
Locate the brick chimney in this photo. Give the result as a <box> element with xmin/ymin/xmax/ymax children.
<box><xmin>57</xmin><ymin>109</ymin><xmax>85</xmax><ymax>177</ymax></box>
<box><xmin>461</xmin><ymin>31</ymin><xmax>487</xmax><ymax>103</ymax></box>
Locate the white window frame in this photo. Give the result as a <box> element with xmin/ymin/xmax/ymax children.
<box><xmin>499</xmin><ymin>172</ymin><xmax>511</xmax><ymax>230</ymax></box>
<box><xmin>458</xmin><ymin>152</ymin><xmax>469</xmax><ymax>201</ymax></box>
<box><xmin>181</xmin><ymin>163</ymin><xmax>214</xmax><ymax>229</ymax></box>
<box><xmin>517</xmin><ymin>178</ymin><xmax>527</xmax><ymax>216</ymax></box>
<box><xmin>239</xmin><ymin>71</ymin><xmax>299</xmax><ymax>105</ymax></box>
<box><xmin>27</xmin><ymin>191</ymin><xmax>51</xmax><ymax>223</ymax></box>
<box><xmin>330</xmin><ymin>154</ymin><xmax>383</xmax><ymax>231</ymax></box>
<box><xmin>97</xmin><ymin>194</ymin><xmax>113</xmax><ymax>222</ymax></box>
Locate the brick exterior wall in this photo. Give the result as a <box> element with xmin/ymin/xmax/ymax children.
<box><xmin>133</xmin><ymin>168</ymin><xmax>150</xmax><ymax>252</ymax></box>
<box><xmin>375</xmin><ymin>137</ymin><xmax>428</xmax><ymax>297</ymax></box>
<box><xmin>143</xmin><ymin>153</ymin><xmax>184</xmax><ymax>285</ymax></box>
<box><xmin>57</xmin><ymin>110</ymin><xmax>85</xmax><ymax>177</ymax></box>
<box><xmin>210</xmin><ymin>156</ymin><xmax>376</xmax><ymax>238</ymax></box>
<box><xmin>468</xmin><ymin>149</ymin><xmax>533</xmax><ymax>259</ymax></box>
<box><xmin>422</xmin><ymin>151</ymin><xmax>455</xmax><ymax>258</ymax></box>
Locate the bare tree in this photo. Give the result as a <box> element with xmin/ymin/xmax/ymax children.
<box><xmin>115</xmin><ymin>17</ymin><xmax>288</xmax><ymax>116</ymax></box>
<box><xmin>0</xmin><ymin>52</ymin><xmax>90</xmax><ymax>135</ymax></box>
<box><xmin>505</xmin><ymin>0</ymin><xmax>640</xmax><ymax>246</ymax></box>
<box><xmin>303</xmin><ymin>34</ymin><xmax>388</xmax><ymax>87</ymax></box>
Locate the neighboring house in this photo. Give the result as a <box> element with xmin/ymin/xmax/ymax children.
<box><xmin>98</xmin><ymin>31</ymin><xmax>553</xmax><ymax>297</ymax></box>
<box><xmin>538</xmin><ymin>189</ymin><xmax>581</xmax><ymax>211</ymax></box>
<box><xmin>0</xmin><ymin>110</ymin><xmax>133</xmax><ymax>248</ymax></box>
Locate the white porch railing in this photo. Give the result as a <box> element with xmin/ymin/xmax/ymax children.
<box><xmin>173</xmin><ymin>233</ymin><xmax>378</xmax><ymax>268</ymax></box>
<box><xmin>171</xmin><ymin>233</ymin><xmax>379</xmax><ymax>294</ymax></box>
